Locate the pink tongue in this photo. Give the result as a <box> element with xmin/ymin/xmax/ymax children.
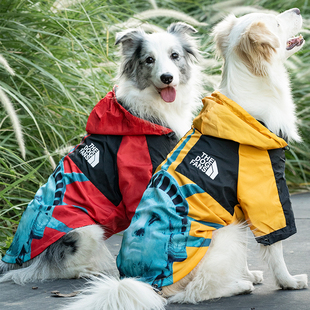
<box><xmin>160</xmin><ymin>87</ymin><xmax>176</xmax><ymax>103</ymax></box>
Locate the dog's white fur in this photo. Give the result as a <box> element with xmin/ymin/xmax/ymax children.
<box><xmin>115</xmin><ymin>31</ymin><xmax>202</xmax><ymax>138</ymax></box>
<box><xmin>0</xmin><ymin>23</ymin><xmax>203</xmax><ymax>284</ymax></box>
<box><xmin>60</xmin><ymin>9</ymin><xmax>308</xmax><ymax>310</ymax></box>
<box><xmin>216</xmin><ymin>8</ymin><xmax>303</xmax><ymax>142</ymax></box>
<box><xmin>167</xmin><ymin>9</ymin><xmax>308</xmax><ymax>301</ymax></box>
<box><xmin>0</xmin><ymin>226</ymin><xmax>116</xmax><ymax>285</ymax></box>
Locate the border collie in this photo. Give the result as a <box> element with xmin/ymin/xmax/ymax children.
<box><xmin>0</xmin><ymin>22</ymin><xmax>203</xmax><ymax>284</ymax></box>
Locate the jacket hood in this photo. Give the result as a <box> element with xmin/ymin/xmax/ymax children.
<box><xmin>193</xmin><ymin>91</ymin><xmax>288</xmax><ymax>150</ymax></box>
<box><xmin>86</xmin><ymin>89</ymin><xmax>173</xmax><ymax>136</ymax></box>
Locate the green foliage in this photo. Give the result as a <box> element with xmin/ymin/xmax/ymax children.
<box><xmin>1</xmin><ymin>0</ymin><xmax>310</xmax><ymax>256</ymax></box>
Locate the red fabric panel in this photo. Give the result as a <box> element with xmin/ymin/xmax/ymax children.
<box><xmin>63</xmin><ymin>155</ymin><xmax>83</xmax><ymax>174</ymax></box>
<box><xmin>86</xmin><ymin>90</ymin><xmax>173</xmax><ymax>136</ymax></box>
<box><xmin>117</xmin><ymin>135</ymin><xmax>153</xmax><ymax>222</ymax></box>
<box><xmin>52</xmin><ymin>204</ymin><xmax>96</xmax><ymax>228</ymax></box>
<box><xmin>63</xmin><ymin>181</ymin><xmax>115</xmax><ymax>224</ymax></box>
<box><xmin>62</xmin><ymin>179</ymin><xmax>129</xmax><ymax>238</ymax></box>
<box><xmin>30</xmin><ymin>228</ymin><xmax>66</xmax><ymax>259</ymax></box>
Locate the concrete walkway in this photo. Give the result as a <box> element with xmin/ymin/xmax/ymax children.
<box><xmin>1</xmin><ymin>193</ymin><xmax>309</xmax><ymax>309</ymax></box>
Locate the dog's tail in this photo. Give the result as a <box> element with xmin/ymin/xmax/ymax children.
<box><xmin>61</xmin><ymin>275</ymin><xmax>167</xmax><ymax>310</ymax></box>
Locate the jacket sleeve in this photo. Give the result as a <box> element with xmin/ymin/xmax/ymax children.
<box><xmin>237</xmin><ymin>145</ymin><xmax>296</xmax><ymax>245</ymax></box>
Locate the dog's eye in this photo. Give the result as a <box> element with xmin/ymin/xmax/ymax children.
<box><xmin>171</xmin><ymin>52</ymin><xmax>179</xmax><ymax>60</ymax></box>
<box><xmin>277</xmin><ymin>22</ymin><xmax>280</xmax><ymax>27</ymax></box>
<box><xmin>146</xmin><ymin>57</ymin><xmax>155</xmax><ymax>64</ymax></box>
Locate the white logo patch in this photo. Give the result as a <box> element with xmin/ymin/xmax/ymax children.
<box><xmin>189</xmin><ymin>152</ymin><xmax>218</xmax><ymax>180</ymax></box>
<box><xmin>79</xmin><ymin>143</ymin><xmax>100</xmax><ymax>168</ymax></box>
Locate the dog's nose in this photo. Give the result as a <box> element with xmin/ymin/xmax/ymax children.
<box><xmin>293</xmin><ymin>8</ymin><xmax>300</xmax><ymax>15</ymax></box>
<box><xmin>160</xmin><ymin>73</ymin><xmax>173</xmax><ymax>85</ymax></box>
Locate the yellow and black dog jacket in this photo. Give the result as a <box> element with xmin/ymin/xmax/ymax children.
<box><xmin>117</xmin><ymin>91</ymin><xmax>296</xmax><ymax>289</ymax></box>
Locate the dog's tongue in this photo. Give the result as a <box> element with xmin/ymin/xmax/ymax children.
<box><xmin>160</xmin><ymin>87</ymin><xmax>176</xmax><ymax>103</ymax></box>
<box><xmin>287</xmin><ymin>34</ymin><xmax>304</xmax><ymax>50</ymax></box>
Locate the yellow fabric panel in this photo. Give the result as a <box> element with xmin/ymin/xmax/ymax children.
<box><xmin>232</xmin><ymin>205</ymin><xmax>246</xmax><ymax>223</ymax></box>
<box><xmin>172</xmin><ymin>222</ymin><xmax>214</xmax><ymax>283</ymax></box>
<box><xmin>185</xmin><ymin>192</ymin><xmax>233</xmax><ymax>226</ymax></box>
<box><xmin>194</xmin><ymin>92</ymin><xmax>287</xmax><ymax>150</ymax></box>
<box><xmin>189</xmin><ymin>220</ymin><xmax>216</xmax><ymax>238</ymax></box>
<box><xmin>172</xmin><ymin>245</ymin><xmax>209</xmax><ymax>284</ymax></box>
<box><xmin>238</xmin><ymin>144</ymin><xmax>287</xmax><ymax>237</ymax></box>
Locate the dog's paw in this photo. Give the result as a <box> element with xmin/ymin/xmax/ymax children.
<box><xmin>248</xmin><ymin>270</ymin><xmax>264</xmax><ymax>284</ymax></box>
<box><xmin>236</xmin><ymin>280</ymin><xmax>255</xmax><ymax>295</ymax></box>
<box><xmin>278</xmin><ymin>274</ymin><xmax>308</xmax><ymax>290</ymax></box>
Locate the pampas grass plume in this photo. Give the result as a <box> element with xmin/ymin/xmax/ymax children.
<box><xmin>0</xmin><ymin>55</ymin><xmax>26</xmax><ymax>159</ymax></box>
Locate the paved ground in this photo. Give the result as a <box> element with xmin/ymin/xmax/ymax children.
<box><xmin>1</xmin><ymin>192</ymin><xmax>309</xmax><ymax>310</ymax></box>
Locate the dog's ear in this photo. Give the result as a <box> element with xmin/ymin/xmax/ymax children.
<box><xmin>115</xmin><ymin>28</ymin><xmax>145</xmax><ymax>54</ymax></box>
<box><xmin>115</xmin><ymin>28</ymin><xmax>145</xmax><ymax>45</ymax></box>
<box><xmin>167</xmin><ymin>22</ymin><xmax>197</xmax><ymax>35</ymax></box>
<box><xmin>115</xmin><ymin>29</ymin><xmax>145</xmax><ymax>78</ymax></box>
<box><xmin>212</xmin><ymin>14</ymin><xmax>238</xmax><ymax>58</ymax></box>
<box><xmin>167</xmin><ymin>22</ymin><xmax>199</xmax><ymax>59</ymax></box>
<box><xmin>236</xmin><ymin>21</ymin><xmax>280</xmax><ymax>76</ymax></box>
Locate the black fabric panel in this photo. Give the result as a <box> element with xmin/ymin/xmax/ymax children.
<box><xmin>69</xmin><ymin>134</ymin><xmax>123</xmax><ymax>206</ymax></box>
<box><xmin>146</xmin><ymin>132</ymin><xmax>178</xmax><ymax>173</ymax></box>
<box><xmin>175</xmin><ymin>135</ymin><xmax>239</xmax><ymax>215</ymax></box>
<box><xmin>257</xmin><ymin>148</ymin><xmax>296</xmax><ymax>245</ymax></box>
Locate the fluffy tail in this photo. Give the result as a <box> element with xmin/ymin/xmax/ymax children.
<box><xmin>61</xmin><ymin>275</ymin><xmax>167</xmax><ymax>310</ymax></box>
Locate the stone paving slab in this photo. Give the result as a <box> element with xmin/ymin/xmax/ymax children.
<box><xmin>0</xmin><ymin>193</ymin><xmax>309</xmax><ymax>309</ymax></box>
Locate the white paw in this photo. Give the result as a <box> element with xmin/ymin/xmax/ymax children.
<box><xmin>236</xmin><ymin>280</ymin><xmax>255</xmax><ymax>295</ymax></box>
<box><xmin>278</xmin><ymin>274</ymin><xmax>308</xmax><ymax>290</ymax></box>
<box><xmin>248</xmin><ymin>270</ymin><xmax>264</xmax><ymax>284</ymax></box>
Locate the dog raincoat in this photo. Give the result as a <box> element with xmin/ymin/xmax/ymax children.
<box><xmin>117</xmin><ymin>91</ymin><xmax>296</xmax><ymax>289</ymax></box>
<box><xmin>2</xmin><ymin>89</ymin><xmax>178</xmax><ymax>265</ymax></box>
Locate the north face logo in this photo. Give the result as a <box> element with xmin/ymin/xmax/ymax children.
<box><xmin>189</xmin><ymin>152</ymin><xmax>218</xmax><ymax>180</ymax></box>
<box><xmin>79</xmin><ymin>143</ymin><xmax>100</xmax><ymax>167</ymax></box>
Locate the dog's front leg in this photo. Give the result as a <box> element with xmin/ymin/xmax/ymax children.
<box><xmin>242</xmin><ymin>226</ymin><xmax>264</xmax><ymax>284</ymax></box>
<box><xmin>260</xmin><ymin>241</ymin><xmax>308</xmax><ymax>289</ymax></box>
<box><xmin>244</xmin><ymin>261</ymin><xmax>264</xmax><ymax>285</ymax></box>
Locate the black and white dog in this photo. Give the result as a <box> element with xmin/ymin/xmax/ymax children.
<box><xmin>0</xmin><ymin>22</ymin><xmax>203</xmax><ymax>284</ymax></box>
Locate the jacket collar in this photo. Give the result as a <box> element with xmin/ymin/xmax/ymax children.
<box><xmin>193</xmin><ymin>91</ymin><xmax>288</xmax><ymax>150</ymax></box>
<box><xmin>86</xmin><ymin>89</ymin><xmax>174</xmax><ymax>136</ymax></box>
